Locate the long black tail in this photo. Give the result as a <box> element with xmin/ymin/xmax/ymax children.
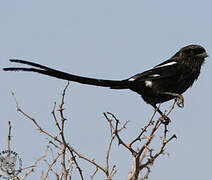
<box><xmin>3</xmin><ymin>59</ymin><xmax>129</xmax><ymax>89</ymax></box>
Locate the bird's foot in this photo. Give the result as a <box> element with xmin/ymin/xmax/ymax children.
<box><xmin>164</xmin><ymin>92</ymin><xmax>184</xmax><ymax>108</ymax></box>
<box><xmin>152</xmin><ymin>104</ymin><xmax>171</xmax><ymax>125</ymax></box>
<box><xmin>174</xmin><ymin>94</ymin><xmax>184</xmax><ymax>108</ymax></box>
<box><xmin>159</xmin><ymin>115</ymin><xmax>171</xmax><ymax>125</ymax></box>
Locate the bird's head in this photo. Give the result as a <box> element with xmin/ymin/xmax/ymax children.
<box><xmin>181</xmin><ymin>45</ymin><xmax>208</xmax><ymax>58</ymax></box>
<box><xmin>174</xmin><ymin>44</ymin><xmax>208</xmax><ymax>58</ymax></box>
<box><xmin>173</xmin><ymin>44</ymin><xmax>208</xmax><ymax>66</ymax></box>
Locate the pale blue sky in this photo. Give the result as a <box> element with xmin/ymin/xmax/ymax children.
<box><xmin>1</xmin><ymin>1</ymin><xmax>212</xmax><ymax>179</ymax></box>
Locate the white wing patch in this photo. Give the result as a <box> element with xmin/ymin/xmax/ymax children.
<box><xmin>150</xmin><ymin>74</ymin><xmax>160</xmax><ymax>77</ymax></box>
<box><xmin>145</xmin><ymin>80</ymin><xmax>152</xmax><ymax>87</ymax></box>
<box><xmin>128</xmin><ymin>78</ymin><xmax>135</xmax><ymax>81</ymax></box>
<box><xmin>155</xmin><ymin>61</ymin><xmax>177</xmax><ymax>68</ymax></box>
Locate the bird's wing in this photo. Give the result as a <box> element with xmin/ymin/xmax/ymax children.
<box><xmin>127</xmin><ymin>59</ymin><xmax>189</xmax><ymax>82</ymax></box>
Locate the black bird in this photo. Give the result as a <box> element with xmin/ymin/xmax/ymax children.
<box><xmin>3</xmin><ymin>45</ymin><xmax>208</xmax><ymax>123</ymax></box>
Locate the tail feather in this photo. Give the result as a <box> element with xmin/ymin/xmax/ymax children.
<box><xmin>3</xmin><ymin>59</ymin><xmax>129</xmax><ymax>89</ymax></box>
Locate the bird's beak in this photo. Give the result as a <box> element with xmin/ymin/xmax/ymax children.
<box><xmin>196</xmin><ymin>52</ymin><xmax>209</xmax><ymax>58</ymax></box>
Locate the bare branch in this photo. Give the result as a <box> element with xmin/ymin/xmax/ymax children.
<box><xmin>103</xmin><ymin>112</ymin><xmax>136</xmax><ymax>156</ymax></box>
<box><xmin>90</xmin><ymin>167</ymin><xmax>98</xmax><ymax>180</ymax></box>
<box><xmin>8</xmin><ymin>121</ymin><xmax>12</xmax><ymax>157</ymax></box>
<box><xmin>12</xmin><ymin>91</ymin><xmax>62</xmax><ymax>144</ymax></box>
<box><xmin>57</xmin><ymin>82</ymin><xmax>84</xmax><ymax>180</ymax></box>
<box><xmin>51</xmin><ymin>102</ymin><xmax>61</xmax><ymax>131</ymax></box>
<box><xmin>43</xmin><ymin>153</ymin><xmax>61</xmax><ymax>180</ymax></box>
<box><xmin>21</xmin><ymin>146</ymin><xmax>49</xmax><ymax>180</ymax></box>
<box><xmin>11</xmin><ymin>83</ymin><xmax>177</xmax><ymax>180</ymax></box>
<box><xmin>129</xmin><ymin>108</ymin><xmax>157</xmax><ymax>147</ymax></box>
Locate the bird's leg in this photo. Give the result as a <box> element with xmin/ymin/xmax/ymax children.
<box><xmin>152</xmin><ymin>104</ymin><xmax>171</xmax><ymax>125</ymax></box>
<box><xmin>163</xmin><ymin>92</ymin><xmax>184</xmax><ymax>108</ymax></box>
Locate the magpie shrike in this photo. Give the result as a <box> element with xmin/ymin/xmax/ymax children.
<box><xmin>3</xmin><ymin>44</ymin><xmax>208</xmax><ymax>123</ymax></box>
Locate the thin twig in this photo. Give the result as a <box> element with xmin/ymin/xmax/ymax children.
<box><xmin>103</xmin><ymin>112</ymin><xmax>136</xmax><ymax>156</ymax></box>
<box><xmin>43</xmin><ymin>153</ymin><xmax>61</xmax><ymax>180</ymax></box>
<box><xmin>12</xmin><ymin>91</ymin><xmax>62</xmax><ymax>144</ymax></box>
<box><xmin>129</xmin><ymin>109</ymin><xmax>157</xmax><ymax>147</ymax></box>
<box><xmin>21</xmin><ymin>146</ymin><xmax>49</xmax><ymax>180</ymax></box>
<box><xmin>90</xmin><ymin>167</ymin><xmax>98</xmax><ymax>180</ymax></box>
<box><xmin>51</xmin><ymin>102</ymin><xmax>61</xmax><ymax>131</ymax></box>
<box><xmin>58</xmin><ymin>82</ymin><xmax>84</xmax><ymax>180</ymax></box>
<box><xmin>105</xmin><ymin>135</ymin><xmax>115</xmax><ymax>174</ymax></box>
<box><xmin>8</xmin><ymin>121</ymin><xmax>12</xmax><ymax>157</ymax></box>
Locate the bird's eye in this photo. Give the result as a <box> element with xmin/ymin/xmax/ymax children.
<box><xmin>196</xmin><ymin>48</ymin><xmax>205</xmax><ymax>54</ymax></box>
<box><xmin>183</xmin><ymin>48</ymin><xmax>205</xmax><ymax>56</ymax></box>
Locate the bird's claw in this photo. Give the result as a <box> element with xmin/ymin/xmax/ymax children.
<box><xmin>160</xmin><ymin>115</ymin><xmax>171</xmax><ymax>125</ymax></box>
<box><xmin>164</xmin><ymin>92</ymin><xmax>184</xmax><ymax>108</ymax></box>
<box><xmin>175</xmin><ymin>94</ymin><xmax>184</xmax><ymax>108</ymax></box>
